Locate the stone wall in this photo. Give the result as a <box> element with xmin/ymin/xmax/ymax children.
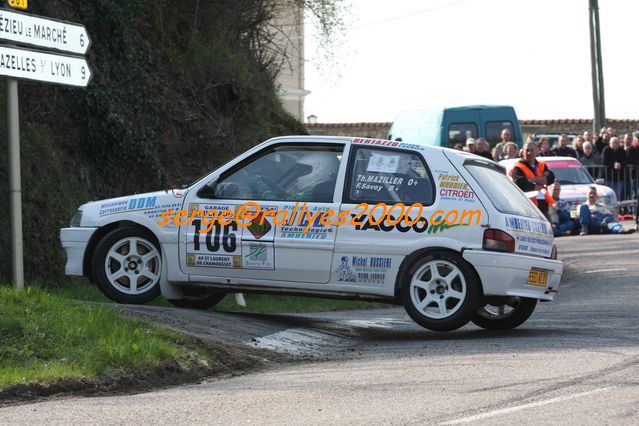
<box><xmin>306</xmin><ymin>119</ymin><xmax>639</xmax><ymax>141</ymax></box>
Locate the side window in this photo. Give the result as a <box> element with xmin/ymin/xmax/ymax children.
<box><xmin>346</xmin><ymin>147</ymin><xmax>434</xmax><ymax>205</ymax></box>
<box><xmin>448</xmin><ymin>123</ymin><xmax>477</xmax><ymax>147</ymax></box>
<box><xmin>213</xmin><ymin>146</ymin><xmax>343</xmax><ymax>202</ymax></box>
<box><xmin>485</xmin><ymin>121</ymin><xmax>515</xmax><ymax>145</ymax></box>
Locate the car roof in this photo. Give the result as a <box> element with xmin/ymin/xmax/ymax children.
<box><xmin>266</xmin><ymin>135</ymin><xmax>463</xmax><ymax>156</ymax></box>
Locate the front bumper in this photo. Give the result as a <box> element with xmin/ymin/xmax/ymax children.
<box><xmin>59</xmin><ymin>227</ymin><xmax>98</xmax><ymax>276</ymax></box>
<box><xmin>462</xmin><ymin>249</ymin><xmax>563</xmax><ymax>301</ymax></box>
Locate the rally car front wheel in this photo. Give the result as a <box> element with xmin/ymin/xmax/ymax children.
<box><xmin>401</xmin><ymin>252</ymin><xmax>481</xmax><ymax>332</ymax></box>
<box><xmin>472</xmin><ymin>297</ymin><xmax>538</xmax><ymax>330</ymax></box>
<box><xmin>91</xmin><ymin>227</ymin><xmax>162</xmax><ymax>304</ymax></box>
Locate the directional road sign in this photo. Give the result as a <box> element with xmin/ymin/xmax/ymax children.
<box><xmin>0</xmin><ymin>44</ymin><xmax>91</xmax><ymax>86</ymax></box>
<box><xmin>0</xmin><ymin>9</ymin><xmax>90</xmax><ymax>55</ymax></box>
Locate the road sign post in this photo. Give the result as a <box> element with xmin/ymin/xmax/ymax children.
<box><xmin>0</xmin><ymin>5</ymin><xmax>91</xmax><ymax>289</ymax></box>
<box><xmin>7</xmin><ymin>77</ymin><xmax>23</xmax><ymax>289</ymax></box>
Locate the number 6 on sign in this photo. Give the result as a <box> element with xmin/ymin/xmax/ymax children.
<box><xmin>7</xmin><ymin>0</ymin><xmax>28</xmax><ymax>10</ymax></box>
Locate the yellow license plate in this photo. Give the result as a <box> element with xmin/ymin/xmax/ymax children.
<box><xmin>527</xmin><ymin>269</ymin><xmax>548</xmax><ymax>287</ymax></box>
<box><xmin>7</xmin><ymin>0</ymin><xmax>28</xmax><ymax>9</ymax></box>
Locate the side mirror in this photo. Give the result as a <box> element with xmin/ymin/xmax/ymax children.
<box><xmin>595</xmin><ymin>178</ymin><xmax>605</xmax><ymax>185</ymax></box>
<box><xmin>197</xmin><ymin>179</ymin><xmax>218</xmax><ymax>199</ymax></box>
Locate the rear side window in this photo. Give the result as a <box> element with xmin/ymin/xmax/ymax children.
<box><xmin>346</xmin><ymin>147</ymin><xmax>435</xmax><ymax>205</ymax></box>
<box><xmin>448</xmin><ymin>123</ymin><xmax>477</xmax><ymax>147</ymax></box>
<box><xmin>485</xmin><ymin>121</ymin><xmax>515</xmax><ymax>145</ymax></box>
<box><xmin>465</xmin><ymin>162</ymin><xmax>545</xmax><ymax>220</ymax></box>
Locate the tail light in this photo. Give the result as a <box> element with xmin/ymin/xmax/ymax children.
<box><xmin>483</xmin><ymin>229</ymin><xmax>515</xmax><ymax>253</ymax></box>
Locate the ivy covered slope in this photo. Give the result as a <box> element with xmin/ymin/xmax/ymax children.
<box><xmin>0</xmin><ymin>0</ymin><xmax>306</xmax><ymax>282</ymax></box>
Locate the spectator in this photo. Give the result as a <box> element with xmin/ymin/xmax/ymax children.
<box><xmin>503</xmin><ymin>142</ymin><xmax>519</xmax><ymax>159</ymax></box>
<box><xmin>493</xmin><ymin>128</ymin><xmax>512</xmax><ymax>161</ymax></box>
<box><xmin>538</xmin><ymin>137</ymin><xmax>555</xmax><ymax>157</ymax></box>
<box><xmin>579</xmin><ymin>141</ymin><xmax>602</xmax><ymax>180</ymax></box>
<box><xmin>595</xmin><ymin>127</ymin><xmax>610</xmax><ymax>154</ymax></box>
<box><xmin>622</xmin><ymin>133</ymin><xmax>633</xmax><ymax>151</ymax></box>
<box><xmin>572</xmin><ymin>135</ymin><xmax>585</xmax><ymax>158</ymax></box>
<box><xmin>474</xmin><ymin>137</ymin><xmax>494</xmax><ymax>160</ymax></box>
<box><xmin>509</xmin><ymin>142</ymin><xmax>555</xmax><ymax>221</ymax></box>
<box><xmin>579</xmin><ymin>186</ymin><xmax>634</xmax><ymax>235</ymax></box>
<box><xmin>465</xmin><ymin>137</ymin><xmax>477</xmax><ymax>154</ymax></box>
<box><xmin>552</xmin><ymin>134</ymin><xmax>577</xmax><ymax>158</ymax></box>
<box><xmin>626</xmin><ymin>132</ymin><xmax>639</xmax><ymax>199</ymax></box>
<box><xmin>601</xmin><ymin>136</ymin><xmax>627</xmax><ymax>201</ymax></box>
<box><xmin>548</xmin><ymin>182</ymin><xmax>577</xmax><ymax>236</ymax></box>
<box><xmin>453</xmin><ymin>143</ymin><xmax>464</xmax><ymax>151</ymax></box>
<box><xmin>583</xmin><ymin>130</ymin><xmax>595</xmax><ymax>146</ymax></box>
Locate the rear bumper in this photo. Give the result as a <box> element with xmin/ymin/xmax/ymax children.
<box><xmin>462</xmin><ymin>249</ymin><xmax>563</xmax><ymax>301</ymax></box>
<box><xmin>60</xmin><ymin>227</ymin><xmax>97</xmax><ymax>276</ymax></box>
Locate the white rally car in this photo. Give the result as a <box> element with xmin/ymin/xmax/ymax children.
<box><xmin>60</xmin><ymin>136</ymin><xmax>563</xmax><ymax>331</ymax></box>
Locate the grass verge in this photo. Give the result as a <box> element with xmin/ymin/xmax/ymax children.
<box><xmin>0</xmin><ymin>286</ymin><xmax>203</xmax><ymax>388</ymax></box>
<box><xmin>41</xmin><ymin>279</ymin><xmax>388</xmax><ymax>313</ymax></box>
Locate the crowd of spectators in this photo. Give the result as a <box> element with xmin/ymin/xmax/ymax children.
<box><xmin>453</xmin><ymin>127</ymin><xmax>639</xmax><ymax>203</ymax></box>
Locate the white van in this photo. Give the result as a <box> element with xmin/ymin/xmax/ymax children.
<box><xmin>60</xmin><ymin>136</ymin><xmax>563</xmax><ymax>332</ymax></box>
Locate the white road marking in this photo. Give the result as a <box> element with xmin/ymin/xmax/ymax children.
<box><xmin>441</xmin><ymin>386</ymin><xmax>615</xmax><ymax>425</ymax></box>
<box><xmin>583</xmin><ymin>268</ymin><xmax>627</xmax><ymax>274</ymax></box>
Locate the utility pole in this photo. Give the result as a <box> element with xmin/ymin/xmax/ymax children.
<box><xmin>589</xmin><ymin>0</ymin><xmax>606</xmax><ymax>133</ymax></box>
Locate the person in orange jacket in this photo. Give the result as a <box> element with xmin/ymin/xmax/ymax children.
<box><xmin>509</xmin><ymin>142</ymin><xmax>555</xmax><ymax>221</ymax></box>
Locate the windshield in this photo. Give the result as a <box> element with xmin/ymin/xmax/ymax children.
<box><xmin>545</xmin><ymin>161</ymin><xmax>594</xmax><ymax>185</ymax></box>
<box><xmin>465</xmin><ymin>162</ymin><xmax>546</xmax><ymax>221</ymax></box>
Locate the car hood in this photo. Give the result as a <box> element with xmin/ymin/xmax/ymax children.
<box><xmin>557</xmin><ymin>184</ymin><xmax>616</xmax><ymax>208</ymax></box>
<box><xmin>78</xmin><ymin>189</ymin><xmax>188</xmax><ymax>226</ymax></box>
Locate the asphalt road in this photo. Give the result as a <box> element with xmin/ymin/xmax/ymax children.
<box><xmin>2</xmin><ymin>233</ymin><xmax>639</xmax><ymax>425</ymax></box>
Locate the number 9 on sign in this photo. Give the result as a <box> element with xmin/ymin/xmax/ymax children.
<box><xmin>7</xmin><ymin>0</ymin><xmax>28</xmax><ymax>10</ymax></box>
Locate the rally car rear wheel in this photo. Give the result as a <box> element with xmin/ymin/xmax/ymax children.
<box><xmin>472</xmin><ymin>297</ymin><xmax>537</xmax><ymax>330</ymax></box>
<box><xmin>401</xmin><ymin>252</ymin><xmax>481</xmax><ymax>332</ymax></box>
<box><xmin>91</xmin><ymin>227</ymin><xmax>162</xmax><ymax>304</ymax></box>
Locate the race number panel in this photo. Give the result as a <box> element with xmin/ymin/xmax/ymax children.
<box><xmin>185</xmin><ymin>203</ymin><xmax>242</xmax><ymax>269</ymax></box>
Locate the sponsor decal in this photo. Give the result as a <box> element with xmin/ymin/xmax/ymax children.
<box><xmin>504</xmin><ymin>215</ymin><xmax>553</xmax><ymax>256</ymax></box>
<box><xmin>397</xmin><ymin>142</ymin><xmax>425</xmax><ymax>151</ymax></box>
<box><xmin>279</xmin><ymin>205</ymin><xmax>333</xmax><ymax>239</ymax></box>
<box><xmin>336</xmin><ymin>256</ymin><xmax>356</xmax><ymax>282</ymax></box>
<box><xmin>353</xmin><ymin>214</ymin><xmax>428</xmax><ymax>233</ymax></box>
<box><xmin>427</xmin><ymin>216</ymin><xmax>462</xmax><ymax>234</ymax></box>
<box><xmin>247</xmin><ymin>211</ymin><xmax>273</xmax><ymax>239</ymax></box>
<box><xmin>437</xmin><ymin>173</ymin><xmax>475</xmax><ymax>203</ymax></box>
<box><xmin>504</xmin><ymin>216</ymin><xmax>552</xmax><ymax>236</ymax></box>
<box><xmin>187</xmin><ymin>253</ymin><xmax>241</xmax><ymax>268</ymax></box>
<box><xmin>99</xmin><ymin>196</ymin><xmax>180</xmax><ymax>219</ymax></box>
<box><xmin>335</xmin><ymin>255</ymin><xmax>391</xmax><ymax>285</ymax></box>
<box><xmin>242</xmin><ymin>242</ymin><xmax>274</xmax><ymax>270</ymax></box>
<box><xmin>353</xmin><ymin>137</ymin><xmax>400</xmax><ymax>147</ymax></box>
<box><xmin>171</xmin><ymin>189</ymin><xmax>186</xmax><ymax>198</ymax></box>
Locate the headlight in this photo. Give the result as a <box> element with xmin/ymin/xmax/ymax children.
<box><xmin>69</xmin><ymin>209</ymin><xmax>83</xmax><ymax>227</ymax></box>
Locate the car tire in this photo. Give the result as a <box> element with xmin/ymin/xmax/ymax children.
<box><xmin>91</xmin><ymin>226</ymin><xmax>162</xmax><ymax>304</ymax></box>
<box><xmin>401</xmin><ymin>251</ymin><xmax>481</xmax><ymax>332</ymax></box>
<box><xmin>471</xmin><ymin>297</ymin><xmax>537</xmax><ymax>330</ymax></box>
<box><xmin>167</xmin><ymin>293</ymin><xmax>226</xmax><ymax>310</ymax></box>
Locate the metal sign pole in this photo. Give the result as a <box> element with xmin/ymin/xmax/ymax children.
<box><xmin>7</xmin><ymin>77</ymin><xmax>24</xmax><ymax>289</ymax></box>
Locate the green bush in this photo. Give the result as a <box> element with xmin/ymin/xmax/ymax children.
<box><xmin>0</xmin><ymin>0</ymin><xmax>306</xmax><ymax>282</ymax></box>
